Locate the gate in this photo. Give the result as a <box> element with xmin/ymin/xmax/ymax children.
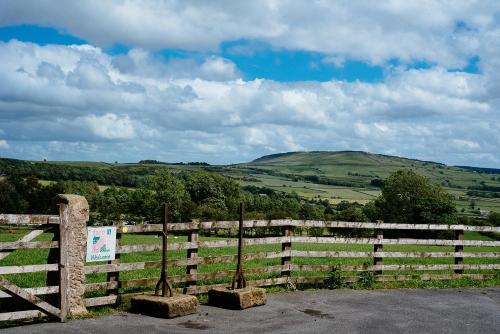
<box><xmin>0</xmin><ymin>199</ymin><xmax>73</xmax><ymax>322</ymax></box>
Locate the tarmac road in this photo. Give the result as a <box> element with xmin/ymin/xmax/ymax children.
<box><xmin>2</xmin><ymin>287</ymin><xmax>499</xmax><ymax>334</ymax></box>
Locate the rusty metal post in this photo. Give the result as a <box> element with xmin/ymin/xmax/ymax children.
<box><xmin>231</xmin><ymin>202</ymin><xmax>246</xmax><ymax>290</ymax></box>
<box><xmin>155</xmin><ymin>203</ymin><xmax>173</xmax><ymax>297</ymax></box>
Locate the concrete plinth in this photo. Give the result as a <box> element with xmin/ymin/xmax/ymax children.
<box><xmin>208</xmin><ymin>286</ymin><xmax>267</xmax><ymax>310</ymax></box>
<box><xmin>130</xmin><ymin>294</ymin><xmax>198</xmax><ymax>318</ymax></box>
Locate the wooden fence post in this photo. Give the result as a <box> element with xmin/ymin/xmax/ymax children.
<box><xmin>58</xmin><ymin>194</ymin><xmax>89</xmax><ymax>320</ymax></box>
<box><xmin>454</xmin><ymin>230</ymin><xmax>464</xmax><ymax>275</ymax></box>
<box><xmin>186</xmin><ymin>220</ymin><xmax>199</xmax><ymax>291</ymax></box>
<box><xmin>281</xmin><ymin>226</ymin><xmax>292</xmax><ymax>277</ymax></box>
<box><xmin>373</xmin><ymin>229</ymin><xmax>383</xmax><ymax>276</ymax></box>
<box><xmin>106</xmin><ymin>221</ymin><xmax>121</xmax><ymax>303</ymax></box>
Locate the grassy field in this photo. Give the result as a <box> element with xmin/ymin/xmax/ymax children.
<box><xmin>1</xmin><ymin>228</ymin><xmax>498</xmax><ymax>299</ymax></box>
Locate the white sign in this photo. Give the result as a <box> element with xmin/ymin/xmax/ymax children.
<box><xmin>86</xmin><ymin>226</ymin><xmax>117</xmax><ymax>262</ymax></box>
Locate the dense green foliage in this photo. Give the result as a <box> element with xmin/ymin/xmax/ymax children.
<box><xmin>0</xmin><ymin>158</ymin><xmax>146</xmax><ymax>187</ymax></box>
<box><xmin>368</xmin><ymin>170</ymin><xmax>457</xmax><ymax>225</ymax></box>
<box><xmin>1</xmin><ymin>169</ymin><xmax>368</xmax><ymax>223</ymax></box>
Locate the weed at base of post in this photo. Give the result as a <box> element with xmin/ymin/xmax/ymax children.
<box><xmin>324</xmin><ymin>266</ymin><xmax>346</xmax><ymax>289</ymax></box>
<box><xmin>357</xmin><ymin>267</ymin><xmax>375</xmax><ymax>289</ymax></box>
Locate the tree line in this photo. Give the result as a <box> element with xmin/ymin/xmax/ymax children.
<box><xmin>3</xmin><ymin>167</ymin><xmax>498</xmax><ymax>228</ymax></box>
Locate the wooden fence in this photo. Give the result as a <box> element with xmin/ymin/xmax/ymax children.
<box><xmin>83</xmin><ymin>220</ymin><xmax>500</xmax><ymax>308</ymax></box>
<box><xmin>0</xmin><ymin>213</ymin><xmax>66</xmax><ymax>322</ymax></box>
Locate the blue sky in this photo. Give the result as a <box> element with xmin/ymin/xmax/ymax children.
<box><xmin>0</xmin><ymin>1</ymin><xmax>499</xmax><ymax>167</ymax></box>
<box><xmin>0</xmin><ymin>25</ymin><xmax>387</xmax><ymax>83</ymax></box>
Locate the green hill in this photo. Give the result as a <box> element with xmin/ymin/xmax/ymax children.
<box><xmin>231</xmin><ymin>151</ymin><xmax>500</xmax><ymax>213</ymax></box>
<box><xmin>241</xmin><ymin>150</ymin><xmax>492</xmax><ymax>188</ymax></box>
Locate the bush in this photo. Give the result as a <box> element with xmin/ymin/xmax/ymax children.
<box><xmin>358</xmin><ymin>266</ymin><xmax>375</xmax><ymax>289</ymax></box>
<box><xmin>324</xmin><ymin>267</ymin><xmax>346</xmax><ymax>289</ymax></box>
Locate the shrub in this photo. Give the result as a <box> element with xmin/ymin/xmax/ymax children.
<box><xmin>358</xmin><ymin>266</ymin><xmax>375</xmax><ymax>289</ymax></box>
<box><xmin>324</xmin><ymin>267</ymin><xmax>346</xmax><ymax>289</ymax></box>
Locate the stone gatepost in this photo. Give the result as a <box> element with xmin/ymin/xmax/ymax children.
<box><xmin>58</xmin><ymin>194</ymin><xmax>89</xmax><ymax>318</ymax></box>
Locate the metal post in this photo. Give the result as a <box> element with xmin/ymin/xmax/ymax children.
<box><xmin>155</xmin><ymin>203</ymin><xmax>173</xmax><ymax>297</ymax></box>
<box><xmin>231</xmin><ymin>202</ymin><xmax>246</xmax><ymax>290</ymax></box>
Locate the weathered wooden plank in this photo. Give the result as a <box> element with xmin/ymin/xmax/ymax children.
<box><xmin>119</xmin><ymin>220</ymin><xmax>291</xmax><ymax>232</ymax></box>
<box><xmin>291</xmin><ymin>250</ymin><xmax>500</xmax><ymax>258</ymax></box>
<box><xmin>375</xmin><ymin>252</ymin><xmax>500</xmax><ymax>258</ymax></box>
<box><xmin>117</xmin><ymin>237</ymin><xmax>290</xmax><ymax>254</ymax></box>
<box><xmin>286</xmin><ymin>220</ymin><xmax>500</xmax><ymax>232</ymax></box>
<box><xmin>85</xmin><ymin>261</ymin><xmax>160</xmax><ymax>274</ymax></box>
<box><xmin>117</xmin><ymin>241</ymin><xmax>198</xmax><ymax>253</ymax></box>
<box><xmin>86</xmin><ymin>266</ymin><xmax>285</xmax><ymax>292</ymax></box>
<box><xmin>85</xmin><ymin>281</ymin><xmax>119</xmax><ymax>292</ymax></box>
<box><xmin>291</xmin><ymin>264</ymin><xmax>500</xmax><ymax>273</ymax></box>
<box><xmin>115</xmin><ymin>220</ymin><xmax>500</xmax><ymax>233</ymax></box>
<box><xmin>0</xmin><ymin>310</ymin><xmax>47</xmax><ymax>321</ymax></box>
<box><xmin>0</xmin><ymin>229</ymin><xmax>50</xmax><ymax>261</ymax></box>
<box><xmin>0</xmin><ymin>241</ymin><xmax>59</xmax><ymax>251</ymax></box>
<box><xmin>0</xmin><ymin>277</ymin><xmax>60</xmax><ymax>318</ymax></box>
<box><xmin>0</xmin><ymin>263</ymin><xmax>59</xmax><ymax>275</ymax></box>
<box><xmin>84</xmin><ymin>295</ymin><xmax>118</xmax><ymax>307</ymax></box>
<box><xmin>291</xmin><ymin>250</ymin><xmax>372</xmax><ymax>258</ymax></box>
<box><xmin>291</xmin><ymin>236</ymin><xmax>500</xmax><ymax>247</ymax></box>
<box><xmin>0</xmin><ymin>214</ymin><xmax>59</xmax><ymax>226</ymax></box>
<box><xmin>0</xmin><ymin>286</ymin><xmax>59</xmax><ymax>299</ymax></box>
<box><xmin>85</xmin><ymin>251</ymin><xmax>289</xmax><ymax>274</ymax></box>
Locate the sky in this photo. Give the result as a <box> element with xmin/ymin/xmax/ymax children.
<box><xmin>0</xmin><ymin>1</ymin><xmax>499</xmax><ymax>167</ymax></box>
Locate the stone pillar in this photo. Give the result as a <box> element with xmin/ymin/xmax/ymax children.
<box><xmin>59</xmin><ymin>194</ymin><xmax>89</xmax><ymax>318</ymax></box>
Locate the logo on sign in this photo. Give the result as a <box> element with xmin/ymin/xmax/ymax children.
<box><xmin>86</xmin><ymin>226</ymin><xmax>117</xmax><ymax>262</ymax></box>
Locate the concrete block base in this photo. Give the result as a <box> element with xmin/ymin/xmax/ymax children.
<box><xmin>208</xmin><ymin>286</ymin><xmax>267</xmax><ymax>310</ymax></box>
<box><xmin>130</xmin><ymin>294</ymin><xmax>198</xmax><ymax>318</ymax></box>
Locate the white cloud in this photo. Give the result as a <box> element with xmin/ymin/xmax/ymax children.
<box><xmin>200</xmin><ymin>57</ymin><xmax>239</xmax><ymax>81</ymax></box>
<box><xmin>0</xmin><ymin>38</ymin><xmax>499</xmax><ymax>166</ymax></box>
<box><xmin>82</xmin><ymin>113</ymin><xmax>136</xmax><ymax>140</ymax></box>
<box><xmin>452</xmin><ymin>139</ymin><xmax>480</xmax><ymax>150</ymax></box>
<box><xmin>2</xmin><ymin>1</ymin><xmax>499</xmax><ymax>67</ymax></box>
<box><xmin>0</xmin><ymin>140</ymin><xmax>9</xmax><ymax>149</ymax></box>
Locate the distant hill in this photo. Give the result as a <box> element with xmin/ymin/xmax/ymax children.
<box><xmin>455</xmin><ymin>166</ymin><xmax>500</xmax><ymax>175</ymax></box>
<box><xmin>241</xmin><ymin>150</ymin><xmax>497</xmax><ymax>190</ymax></box>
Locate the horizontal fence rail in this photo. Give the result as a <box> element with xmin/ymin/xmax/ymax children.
<box><xmin>0</xmin><ymin>214</ymin><xmax>59</xmax><ymax>225</ymax></box>
<box><xmin>82</xmin><ymin>219</ymin><xmax>500</xmax><ymax>308</ymax></box>
<box><xmin>119</xmin><ymin>220</ymin><xmax>500</xmax><ymax>232</ymax></box>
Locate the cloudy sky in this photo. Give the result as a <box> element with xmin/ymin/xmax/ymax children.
<box><xmin>0</xmin><ymin>1</ymin><xmax>499</xmax><ymax>166</ymax></box>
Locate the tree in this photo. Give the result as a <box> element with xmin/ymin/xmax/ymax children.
<box><xmin>371</xmin><ymin>170</ymin><xmax>456</xmax><ymax>225</ymax></box>
<box><xmin>144</xmin><ymin>169</ymin><xmax>189</xmax><ymax>223</ymax></box>
<box><xmin>487</xmin><ymin>212</ymin><xmax>500</xmax><ymax>227</ymax></box>
<box><xmin>0</xmin><ymin>178</ymin><xmax>28</xmax><ymax>213</ymax></box>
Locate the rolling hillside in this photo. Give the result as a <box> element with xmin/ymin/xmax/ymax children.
<box><xmin>232</xmin><ymin>151</ymin><xmax>500</xmax><ymax>213</ymax></box>
<box><xmin>240</xmin><ymin>150</ymin><xmax>495</xmax><ymax>189</ymax></box>
<box><xmin>2</xmin><ymin>150</ymin><xmax>500</xmax><ymax>213</ymax></box>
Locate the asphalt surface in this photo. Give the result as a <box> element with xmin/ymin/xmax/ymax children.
<box><xmin>2</xmin><ymin>288</ymin><xmax>499</xmax><ymax>334</ymax></box>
